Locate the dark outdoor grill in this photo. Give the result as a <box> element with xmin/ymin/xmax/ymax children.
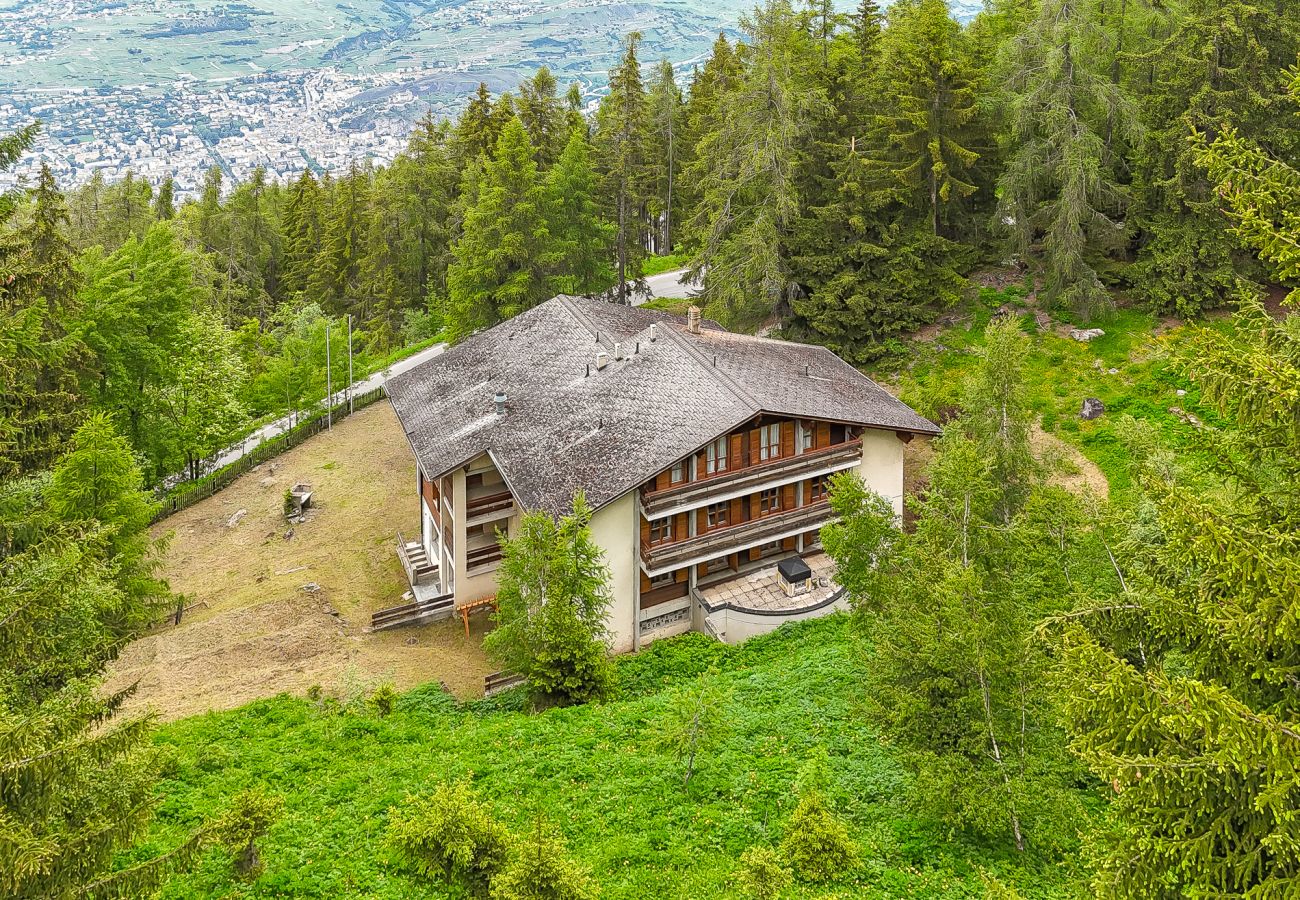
<box><xmin>777</xmin><ymin>557</ymin><xmax>813</xmax><ymax>597</ymax></box>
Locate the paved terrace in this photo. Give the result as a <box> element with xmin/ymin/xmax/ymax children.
<box><xmin>698</xmin><ymin>552</ymin><xmax>840</xmax><ymax>613</ymax></box>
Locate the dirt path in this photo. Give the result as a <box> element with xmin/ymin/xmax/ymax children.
<box><xmin>107</xmin><ymin>402</ymin><xmax>492</xmax><ymax>721</ymax></box>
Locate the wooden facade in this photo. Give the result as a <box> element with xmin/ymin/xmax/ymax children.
<box><xmin>637</xmin><ymin>415</ymin><xmax>866</xmax><ymax>591</ymax></box>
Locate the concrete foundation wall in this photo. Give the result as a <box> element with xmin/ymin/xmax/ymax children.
<box><xmin>590</xmin><ymin>490</ymin><xmax>638</xmax><ymax>654</ymax></box>
<box><xmin>706</xmin><ymin>596</ymin><xmax>849</xmax><ymax>645</ymax></box>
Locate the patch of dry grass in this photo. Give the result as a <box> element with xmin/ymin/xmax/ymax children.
<box><xmin>107</xmin><ymin>402</ymin><xmax>493</xmax><ymax>721</ymax></box>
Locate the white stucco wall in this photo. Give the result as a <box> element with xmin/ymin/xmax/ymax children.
<box><xmin>452</xmin><ymin>457</ymin><xmax>522</xmax><ymax>607</ymax></box>
<box><xmin>589</xmin><ymin>490</ymin><xmax>637</xmax><ymax>654</ymax></box>
<box><xmin>705</xmin><ymin>598</ymin><xmax>849</xmax><ymax>645</ymax></box>
<box><xmin>858</xmin><ymin>428</ymin><xmax>905</xmax><ymax>516</ymax></box>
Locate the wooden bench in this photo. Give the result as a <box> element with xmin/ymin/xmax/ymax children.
<box><xmin>459</xmin><ymin>596</ymin><xmax>498</xmax><ymax>637</ymax></box>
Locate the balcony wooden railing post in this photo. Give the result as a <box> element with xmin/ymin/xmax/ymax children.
<box><xmin>641</xmin><ymin>438</ymin><xmax>862</xmax><ymax>517</ymax></box>
<box><xmin>641</xmin><ymin>499</ymin><xmax>833</xmax><ymax>571</ymax></box>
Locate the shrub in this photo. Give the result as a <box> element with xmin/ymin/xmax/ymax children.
<box><xmin>282</xmin><ymin>489</ymin><xmax>296</xmax><ymax>517</ymax></box>
<box><xmin>386</xmin><ymin>779</ymin><xmax>509</xmax><ymax>888</ymax></box>
<box><xmin>737</xmin><ymin>845</ymin><xmax>792</xmax><ymax>900</ymax></box>
<box><xmin>215</xmin><ymin>787</ymin><xmax>284</xmax><ymax>880</ymax></box>
<box><xmin>490</xmin><ymin>816</ymin><xmax>597</xmax><ymax>900</ymax></box>
<box><xmin>370</xmin><ymin>684</ymin><xmax>398</xmax><ymax>717</ymax></box>
<box><xmin>779</xmin><ymin>785</ymin><xmax>857</xmax><ymax>883</ymax></box>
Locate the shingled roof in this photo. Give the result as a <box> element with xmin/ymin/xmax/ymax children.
<box><xmin>386</xmin><ymin>295</ymin><xmax>938</xmax><ymax>516</ymax></box>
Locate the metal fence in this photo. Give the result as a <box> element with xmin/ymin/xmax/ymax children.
<box><xmin>152</xmin><ymin>386</ymin><xmax>388</xmax><ymax>523</ymax></box>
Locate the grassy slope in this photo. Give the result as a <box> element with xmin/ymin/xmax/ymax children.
<box><xmin>873</xmin><ymin>285</ymin><xmax>1224</xmax><ymax>497</ymax></box>
<box><xmin>147</xmin><ymin>617</ymin><xmax>1079</xmax><ymax>898</ymax></box>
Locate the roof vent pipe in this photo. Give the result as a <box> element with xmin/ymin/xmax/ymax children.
<box><xmin>494</xmin><ymin>391</ymin><xmax>507</xmax><ymax>415</ymax></box>
<box><xmin>687</xmin><ymin>306</ymin><xmax>702</xmax><ymax>335</ymax></box>
<box><xmin>649</xmin><ymin>324</ymin><xmax>659</xmax><ymax>342</ymax></box>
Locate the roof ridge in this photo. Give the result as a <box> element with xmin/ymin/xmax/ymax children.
<box><xmin>659</xmin><ymin>323</ymin><xmax>760</xmax><ymax>413</ymax></box>
<box><xmin>555</xmin><ymin>295</ymin><xmax>607</xmax><ymax>347</ymax></box>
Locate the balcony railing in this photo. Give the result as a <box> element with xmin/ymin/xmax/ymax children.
<box><xmin>640</xmin><ymin>499</ymin><xmax>833</xmax><ymax>572</ymax></box>
<box><xmin>465</xmin><ymin>486</ymin><xmax>515</xmax><ymax>527</ymax></box>
<box><xmin>641</xmin><ymin>439</ymin><xmax>861</xmax><ymax>518</ymax></box>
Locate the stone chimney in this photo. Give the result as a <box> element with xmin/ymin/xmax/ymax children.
<box><xmin>686</xmin><ymin>305</ymin><xmax>702</xmax><ymax>335</ymax></box>
<box><xmin>494</xmin><ymin>391</ymin><xmax>507</xmax><ymax>415</ymax></box>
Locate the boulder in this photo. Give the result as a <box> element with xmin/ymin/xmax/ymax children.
<box><xmin>1080</xmin><ymin>398</ymin><xmax>1105</xmax><ymax>420</ymax></box>
<box><xmin>226</xmin><ymin>508</ymin><xmax>247</xmax><ymax>528</ymax></box>
<box><xmin>1070</xmin><ymin>328</ymin><xmax>1106</xmax><ymax>342</ymax></box>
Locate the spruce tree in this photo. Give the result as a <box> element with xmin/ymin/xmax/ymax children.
<box><xmin>446</xmin><ymin>117</ymin><xmax>554</xmax><ymax>340</ymax></box>
<box><xmin>280</xmin><ymin>169</ymin><xmax>323</xmax><ymax>299</ymax></box>
<box><xmin>545</xmin><ymin>129</ymin><xmax>614</xmax><ymax>296</ymax></box>
<box><xmin>592</xmin><ymin>31</ymin><xmax>652</xmax><ymax>303</ymax></box>
<box><xmin>454</xmin><ymin>82</ymin><xmax>498</xmax><ymax>165</ymax></box>
<box><xmin>483</xmin><ymin>492</ymin><xmax>614</xmax><ymax>707</ymax></box>
<box><xmin>1054</xmin><ymin>83</ymin><xmax>1300</xmax><ymax>898</ymax></box>
<box><xmin>517</xmin><ymin>67</ymin><xmax>568</xmax><ymax>168</ymax></box>
<box><xmin>679</xmin><ymin>35</ymin><xmax>744</xmax><ymax>229</ymax></box>
<box><xmin>688</xmin><ymin>0</ymin><xmax>828</xmax><ymax>325</ymax></box>
<box><xmin>997</xmin><ymin>0</ymin><xmax>1138</xmax><ymax>320</ymax></box>
<box><xmin>867</xmin><ymin>0</ymin><xmax>986</xmax><ymax>238</ymax></box>
<box><xmin>1129</xmin><ymin>0</ymin><xmax>1300</xmax><ymax>315</ymax></box>
<box><xmin>0</xmin><ymin>163</ymin><xmax>86</xmax><ymax>476</ymax></box>
<box><xmin>310</xmin><ymin>161</ymin><xmax>371</xmax><ymax>316</ymax></box>
<box><xmin>645</xmin><ymin>59</ymin><xmax>684</xmax><ymax>255</ymax></box>
<box><xmin>153</xmin><ymin>175</ymin><xmax>175</xmax><ymax>221</ymax></box>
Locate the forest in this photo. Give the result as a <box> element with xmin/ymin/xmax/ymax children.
<box><xmin>2</xmin><ymin>0</ymin><xmax>1300</xmax><ymax>896</ymax></box>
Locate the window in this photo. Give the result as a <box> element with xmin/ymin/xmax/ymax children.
<box><xmin>649</xmin><ymin>517</ymin><xmax>673</xmax><ymax>545</ymax></box>
<box><xmin>706</xmin><ymin>437</ymin><xmax>728</xmax><ymax>475</ymax></box>
<box><xmin>759</xmin><ymin>487</ymin><xmax>782</xmax><ymax>515</ymax></box>
<box><xmin>799</xmin><ymin>423</ymin><xmax>814</xmax><ymax>452</ymax></box>
<box><xmin>670</xmin><ymin>460</ymin><xmax>688</xmax><ymax>485</ymax></box>
<box><xmin>760</xmin><ymin>423</ymin><xmax>781</xmax><ymax>460</ymax></box>
<box><xmin>705</xmin><ymin>502</ymin><xmax>729</xmax><ymax>529</ymax></box>
<box><xmin>649</xmin><ymin>570</ymin><xmax>677</xmax><ymax>588</ymax></box>
<box><xmin>809</xmin><ymin>475</ymin><xmax>830</xmax><ymax>502</ymax></box>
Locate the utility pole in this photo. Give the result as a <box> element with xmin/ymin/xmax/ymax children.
<box><xmin>326</xmin><ymin>320</ymin><xmax>333</xmax><ymax>431</ymax></box>
<box><xmin>347</xmin><ymin>313</ymin><xmax>354</xmax><ymax>414</ymax></box>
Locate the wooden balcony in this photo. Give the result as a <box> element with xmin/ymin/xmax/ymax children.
<box><xmin>466</xmin><ymin>535</ymin><xmax>505</xmax><ymax>576</ymax></box>
<box><xmin>640</xmin><ymin>499</ymin><xmax>833</xmax><ymax>573</ymax></box>
<box><xmin>465</xmin><ymin>486</ymin><xmax>515</xmax><ymax>528</ymax></box>
<box><xmin>641</xmin><ymin>439</ymin><xmax>862</xmax><ymax>518</ymax></box>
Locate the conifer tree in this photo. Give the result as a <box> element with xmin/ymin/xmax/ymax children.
<box><xmin>646</xmin><ymin>59</ymin><xmax>684</xmax><ymax>254</ymax></box>
<box><xmin>280</xmin><ymin>169</ymin><xmax>323</xmax><ymax>299</ymax></box>
<box><xmin>679</xmin><ymin>35</ymin><xmax>744</xmax><ymax>228</ymax></box>
<box><xmin>1129</xmin><ymin>0</ymin><xmax>1300</xmax><ymax>315</ymax></box>
<box><xmin>446</xmin><ymin>117</ymin><xmax>554</xmax><ymax>340</ymax></box>
<box><xmin>867</xmin><ymin>0</ymin><xmax>986</xmax><ymax>238</ymax></box>
<box><xmin>484</xmin><ymin>492</ymin><xmax>614</xmax><ymax>707</ymax></box>
<box><xmin>489</xmin><ymin>816</ymin><xmax>598</xmax><ymax>900</ymax></box>
<box><xmin>688</xmin><ymin>0</ymin><xmax>829</xmax><ymax>325</ymax></box>
<box><xmin>153</xmin><ymin>175</ymin><xmax>175</xmax><ymax>221</ymax></box>
<box><xmin>997</xmin><ymin>0</ymin><xmax>1138</xmax><ymax>320</ymax></box>
<box><xmin>310</xmin><ymin>160</ymin><xmax>371</xmax><ymax>315</ymax></box>
<box><xmin>517</xmin><ymin>67</ymin><xmax>568</xmax><ymax>168</ymax></box>
<box><xmin>593</xmin><ymin>31</ymin><xmax>652</xmax><ymax>303</ymax></box>
<box><xmin>393</xmin><ymin>114</ymin><xmax>458</xmax><ymax>308</ymax></box>
<box><xmin>0</xmin><ymin>162</ymin><xmax>86</xmax><ymax>476</ymax></box>
<box><xmin>545</xmin><ymin>129</ymin><xmax>614</xmax><ymax>296</ymax></box>
<box><xmin>0</xmin><ymin>681</ymin><xmax>206</xmax><ymax>899</ymax></box>
<box><xmin>454</xmin><ymin>82</ymin><xmax>498</xmax><ymax>165</ymax></box>
<box><xmin>1054</xmin><ymin>86</ymin><xmax>1300</xmax><ymax>898</ymax></box>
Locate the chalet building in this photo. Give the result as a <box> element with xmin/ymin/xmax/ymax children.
<box><xmin>385</xmin><ymin>295</ymin><xmax>938</xmax><ymax>649</ymax></box>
